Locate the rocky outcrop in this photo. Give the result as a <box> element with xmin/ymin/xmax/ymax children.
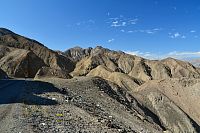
<box><xmin>34</xmin><ymin>67</ymin><xmax>72</xmax><ymax>79</ymax></box>
<box><xmin>64</xmin><ymin>46</ymin><xmax>92</xmax><ymax>63</ymax></box>
<box><xmin>0</xmin><ymin>45</ymin><xmax>45</xmax><ymax>78</ymax></box>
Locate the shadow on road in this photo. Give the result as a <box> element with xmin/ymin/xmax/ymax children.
<box><xmin>0</xmin><ymin>80</ymin><xmax>63</xmax><ymax>106</ymax></box>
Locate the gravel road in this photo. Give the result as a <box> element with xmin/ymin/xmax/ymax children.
<box><xmin>0</xmin><ymin>79</ymin><xmax>32</xmax><ymax>133</ymax></box>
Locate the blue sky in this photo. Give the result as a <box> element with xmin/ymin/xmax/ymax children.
<box><xmin>0</xmin><ymin>0</ymin><xmax>200</xmax><ymax>59</ymax></box>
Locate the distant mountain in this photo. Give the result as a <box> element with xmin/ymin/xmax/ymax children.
<box><xmin>65</xmin><ymin>46</ymin><xmax>200</xmax><ymax>81</ymax></box>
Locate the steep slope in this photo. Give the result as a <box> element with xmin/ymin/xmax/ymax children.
<box><xmin>0</xmin><ymin>28</ymin><xmax>74</xmax><ymax>73</ymax></box>
<box><xmin>133</xmin><ymin>78</ymin><xmax>200</xmax><ymax>127</ymax></box>
<box><xmin>133</xmin><ymin>88</ymin><xmax>198</xmax><ymax>133</ymax></box>
<box><xmin>0</xmin><ymin>45</ymin><xmax>45</xmax><ymax>78</ymax></box>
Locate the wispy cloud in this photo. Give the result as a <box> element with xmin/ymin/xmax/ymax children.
<box><xmin>125</xmin><ymin>50</ymin><xmax>200</xmax><ymax>60</ymax></box>
<box><xmin>75</xmin><ymin>19</ymin><xmax>95</xmax><ymax>26</ymax></box>
<box><xmin>190</xmin><ymin>30</ymin><xmax>196</xmax><ymax>33</ymax></box>
<box><xmin>126</xmin><ymin>28</ymin><xmax>162</xmax><ymax>34</ymax></box>
<box><xmin>172</xmin><ymin>6</ymin><xmax>177</xmax><ymax>10</ymax></box>
<box><xmin>107</xmin><ymin>15</ymin><xmax>138</xmax><ymax>28</ymax></box>
<box><xmin>169</xmin><ymin>32</ymin><xmax>186</xmax><ymax>39</ymax></box>
<box><xmin>125</xmin><ymin>51</ymin><xmax>160</xmax><ymax>59</ymax></box>
<box><xmin>107</xmin><ymin>38</ymin><xmax>115</xmax><ymax>43</ymax></box>
<box><xmin>138</xmin><ymin>28</ymin><xmax>162</xmax><ymax>34</ymax></box>
<box><xmin>120</xmin><ymin>29</ymin><xmax>125</xmax><ymax>32</ymax></box>
<box><xmin>127</xmin><ymin>30</ymin><xmax>134</xmax><ymax>33</ymax></box>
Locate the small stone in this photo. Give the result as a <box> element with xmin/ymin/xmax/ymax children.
<box><xmin>40</xmin><ymin>123</ymin><xmax>46</xmax><ymax>126</ymax></box>
<box><xmin>52</xmin><ymin>98</ymin><xmax>57</xmax><ymax>100</ymax></box>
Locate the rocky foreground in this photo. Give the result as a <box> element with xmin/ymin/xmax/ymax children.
<box><xmin>0</xmin><ymin>28</ymin><xmax>200</xmax><ymax>133</ymax></box>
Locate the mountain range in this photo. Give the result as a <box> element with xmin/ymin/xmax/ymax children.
<box><xmin>0</xmin><ymin>28</ymin><xmax>200</xmax><ymax>133</ymax></box>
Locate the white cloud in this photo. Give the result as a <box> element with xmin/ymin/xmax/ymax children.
<box><xmin>108</xmin><ymin>15</ymin><xmax>138</xmax><ymax>28</ymax></box>
<box><xmin>107</xmin><ymin>38</ymin><xmax>115</xmax><ymax>43</ymax></box>
<box><xmin>113</xmin><ymin>21</ymin><xmax>118</xmax><ymax>24</ymax></box>
<box><xmin>181</xmin><ymin>35</ymin><xmax>186</xmax><ymax>39</ymax></box>
<box><xmin>125</xmin><ymin>51</ymin><xmax>159</xmax><ymax>59</ymax></box>
<box><xmin>127</xmin><ymin>28</ymin><xmax>162</xmax><ymax>34</ymax></box>
<box><xmin>109</xmin><ymin>17</ymin><xmax>119</xmax><ymax>20</ymax></box>
<box><xmin>88</xmin><ymin>19</ymin><xmax>95</xmax><ymax>24</ymax></box>
<box><xmin>174</xmin><ymin>32</ymin><xmax>180</xmax><ymax>38</ymax></box>
<box><xmin>111</xmin><ymin>21</ymin><xmax>123</xmax><ymax>27</ymax></box>
<box><xmin>75</xmin><ymin>19</ymin><xmax>95</xmax><ymax>26</ymax></box>
<box><xmin>167</xmin><ymin>51</ymin><xmax>200</xmax><ymax>59</ymax></box>
<box><xmin>128</xmin><ymin>19</ymin><xmax>138</xmax><ymax>25</ymax></box>
<box><xmin>124</xmin><ymin>50</ymin><xmax>200</xmax><ymax>60</ymax></box>
<box><xmin>128</xmin><ymin>30</ymin><xmax>134</xmax><ymax>33</ymax></box>
<box><xmin>169</xmin><ymin>32</ymin><xmax>186</xmax><ymax>39</ymax></box>
<box><xmin>190</xmin><ymin>30</ymin><xmax>196</xmax><ymax>33</ymax></box>
<box><xmin>120</xmin><ymin>29</ymin><xmax>125</xmax><ymax>32</ymax></box>
<box><xmin>122</xmin><ymin>22</ymin><xmax>126</xmax><ymax>26</ymax></box>
<box><xmin>146</xmin><ymin>30</ymin><xmax>154</xmax><ymax>34</ymax></box>
<box><xmin>153</xmin><ymin>28</ymin><xmax>161</xmax><ymax>31</ymax></box>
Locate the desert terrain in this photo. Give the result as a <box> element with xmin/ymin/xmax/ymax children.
<box><xmin>0</xmin><ymin>28</ymin><xmax>200</xmax><ymax>133</ymax></box>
